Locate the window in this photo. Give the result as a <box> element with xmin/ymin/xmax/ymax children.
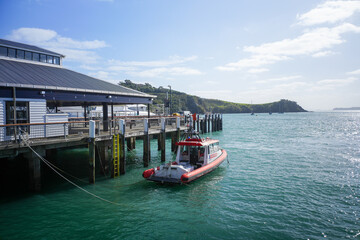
<box><xmin>46</xmin><ymin>55</ymin><xmax>53</xmax><ymax>64</ymax></box>
<box><xmin>25</xmin><ymin>51</ymin><xmax>32</xmax><ymax>60</ymax></box>
<box><xmin>40</xmin><ymin>54</ymin><xmax>47</xmax><ymax>62</ymax></box>
<box><xmin>8</xmin><ymin>48</ymin><xmax>16</xmax><ymax>58</ymax></box>
<box><xmin>0</xmin><ymin>46</ymin><xmax>7</xmax><ymax>56</ymax></box>
<box><xmin>16</xmin><ymin>50</ymin><xmax>25</xmax><ymax>59</ymax></box>
<box><xmin>54</xmin><ymin>56</ymin><xmax>60</xmax><ymax>65</ymax></box>
<box><xmin>32</xmin><ymin>52</ymin><xmax>40</xmax><ymax>61</ymax></box>
<box><xmin>6</xmin><ymin>101</ymin><xmax>30</xmax><ymax>136</ymax></box>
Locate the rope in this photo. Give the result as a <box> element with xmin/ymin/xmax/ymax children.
<box><xmin>19</xmin><ymin>130</ymin><xmax>122</xmax><ymax>206</ymax></box>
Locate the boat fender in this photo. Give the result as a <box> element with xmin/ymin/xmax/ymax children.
<box><xmin>143</xmin><ymin>168</ymin><xmax>155</xmax><ymax>179</ymax></box>
<box><xmin>181</xmin><ymin>174</ymin><xmax>189</xmax><ymax>183</ymax></box>
<box><xmin>172</xmin><ymin>161</ymin><xmax>178</xmax><ymax>165</ymax></box>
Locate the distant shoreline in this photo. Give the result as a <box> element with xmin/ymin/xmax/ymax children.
<box><xmin>333</xmin><ymin>107</ymin><xmax>360</xmax><ymax>111</ymax></box>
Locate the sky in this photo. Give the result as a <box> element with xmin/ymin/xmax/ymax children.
<box><xmin>1</xmin><ymin>0</ymin><xmax>360</xmax><ymax>111</ymax></box>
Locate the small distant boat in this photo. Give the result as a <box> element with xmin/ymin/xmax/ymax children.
<box><xmin>251</xmin><ymin>112</ymin><xmax>255</xmax><ymax>115</ymax></box>
<box><xmin>269</xmin><ymin>112</ymin><xmax>272</xmax><ymax>115</ymax></box>
<box><xmin>143</xmin><ymin>131</ymin><xmax>227</xmax><ymax>184</ymax></box>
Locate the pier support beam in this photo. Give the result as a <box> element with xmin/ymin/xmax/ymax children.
<box><xmin>160</xmin><ymin>118</ymin><xmax>166</xmax><ymax>162</ymax></box>
<box><xmin>157</xmin><ymin>134</ymin><xmax>161</xmax><ymax>151</ymax></box>
<box><xmin>220</xmin><ymin>114</ymin><xmax>223</xmax><ymax>130</ymax></box>
<box><xmin>119</xmin><ymin>119</ymin><xmax>126</xmax><ymax>175</ymax></box>
<box><xmin>25</xmin><ymin>147</ymin><xmax>45</xmax><ymax>192</ymax></box>
<box><xmin>208</xmin><ymin>114</ymin><xmax>211</xmax><ymax>132</ymax></box>
<box><xmin>127</xmin><ymin>137</ymin><xmax>136</xmax><ymax>151</ymax></box>
<box><xmin>97</xmin><ymin>143</ymin><xmax>109</xmax><ymax>176</ymax></box>
<box><xmin>143</xmin><ymin>119</ymin><xmax>150</xmax><ymax>167</ymax></box>
<box><xmin>102</xmin><ymin>103</ymin><xmax>109</xmax><ymax>132</ymax></box>
<box><xmin>204</xmin><ymin>115</ymin><xmax>207</xmax><ymax>133</ymax></box>
<box><xmin>196</xmin><ymin>115</ymin><xmax>200</xmax><ymax>133</ymax></box>
<box><xmin>89</xmin><ymin>120</ymin><xmax>96</xmax><ymax>184</ymax></box>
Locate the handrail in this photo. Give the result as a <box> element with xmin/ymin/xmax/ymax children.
<box><xmin>0</xmin><ymin>120</ymin><xmax>99</xmax><ymax>127</ymax></box>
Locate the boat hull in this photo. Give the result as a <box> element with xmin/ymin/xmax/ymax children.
<box><xmin>181</xmin><ymin>149</ymin><xmax>227</xmax><ymax>183</ymax></box>
<box><xmin>143</xmin><ymin>149</ymin><xmax>227</xmax><ymax>184</ymax></box>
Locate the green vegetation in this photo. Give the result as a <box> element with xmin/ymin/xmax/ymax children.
<box><xmin>120</xmin><ymin>80</ymin><xmax>307</xmax><ymax>114</ymax></box>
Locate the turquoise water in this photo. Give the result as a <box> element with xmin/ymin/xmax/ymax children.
<box><xmin>1</xmin><ymin>112</ymin><xmax>360</xmax><ymax>239</ymax></box>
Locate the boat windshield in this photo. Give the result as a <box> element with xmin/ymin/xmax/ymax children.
<box><xmin>179</xmin><ymin>145</ymin><xmax>205</xmax><ymax>167</ymax></box>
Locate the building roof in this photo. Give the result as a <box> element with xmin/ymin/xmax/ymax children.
<box><xmin>0</xmin><ymin>59</ymin><xmax>155</xmax><ymax>98</ymax></box>
<box><xmin>0</xmin><ymin>39</ymin><xmax>64</xmax><ymax>57</ymax></box>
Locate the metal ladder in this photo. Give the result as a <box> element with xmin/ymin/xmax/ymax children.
<box><xmin>113</xmin><ymin>134</ymin><xmax>120</xmax><ymax>177</ymax></box>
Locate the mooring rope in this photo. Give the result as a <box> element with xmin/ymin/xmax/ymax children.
<box><xmin>19</xmin><ymin>130</ymin><xmax>122</xmax><ymax>206</ymax></box>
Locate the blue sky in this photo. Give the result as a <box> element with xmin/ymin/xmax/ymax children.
<box><xmin>1</xmin><ymin>0</ymin><xmax>360</xmax><ymax>110</ymax></box>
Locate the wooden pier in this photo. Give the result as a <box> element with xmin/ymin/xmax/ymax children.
<box><xmin>0</xmin><ymin>114</ymin><xmax>223</xmax><ymax>192</ymax></box>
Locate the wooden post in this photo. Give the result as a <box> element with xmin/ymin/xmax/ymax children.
<box><xmin>103</xmin><ymin>103</ymin><xmax>108</xmax><ymax>132</ymax></box>
<box><xmin>212</xmin><ymin>114</ymin><xmax>215</xmax><ymax>132</ymax></box>
<box><xmin>98</xmin><ymin>143</ymin><xmax>109</xmax><ymax>176</ymax></box>
<box><xmin>143</xmin><ymin>118</ymin><xmax>150</xmax><ymax>167</ymax></box>
<box><xmin>214</xmin><ymin>114</ymin><xmax>218</xmax><ymax>132</ymax></box>
<box><xmin>132</xmin><ymin>137</ymin><xmax>136</xmax><ymax>149</ymax></box>
<box><xmin>208</xmin><ymin>114</ymin><xmax>211</xmax><ymax>132</ymax></box>
<box><xmin>157</xmin><ymin>133</ymin><xmax>161</xmax><ymax>151</ymax></box>
<box><xmin>200</xmin><ymin>119</ymin><xmax>203</xmax><ymax>134</ymax></box>
<box><xmin>175</xmin><ymin>117</ymin><xmax>180</xmax><ymax>153</ymax></box>
<box><xmin>119</xmin><ymin>119</ymin><xmax>126</xmax><ymax>175</ymax></box>
<box><xmin>218</xmin><ymin>114</ymin><xmax>221</xmax><ymax>131</ymax></box>
<box><xmin>89</xmin><ymin>120</ymin><xmax>96</xmax><ymax>183</ymax></box>
<box><xmin>161</xmin><ymin>118</ymin><xmax>166</xmax><ymax>162</ymax></box>
<box><xmin>127</xmin><ymin>137</ymin><xmax>136</xmax><ymax>150</ymax></box>
<box><xmin>220</xmin><ymin>114</ymin><xmax>223</xmax><ymax>130</ymax></box>
<box><xmin>204</xmin><ymin>115</ymin><xmax>207</xmax><ymax>133</ymax></box>
<box><xmin>196</xmin><ymin>114</ymin><xmax>200</xmax><ymax>133</ymax></box>
<box><xmin>25</xmin><ymin>147</ymin><xmax>45</xmax><ymax>192</ymax></box>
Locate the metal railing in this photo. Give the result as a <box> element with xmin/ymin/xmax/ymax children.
<box><xmin>0</xmin><ymin>117</ymin><xmax>188</xmax><ymax>146</ymax></box>
<box><xmin>0</xmin><ymin>121</ymin><xmax>99</xmax><ymax>145</ymax></box>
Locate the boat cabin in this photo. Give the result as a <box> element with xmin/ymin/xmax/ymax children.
<box><xmin>175</xmin><ymin>137</ymin><xmax>222</xmax><ymax>169</ymax></box>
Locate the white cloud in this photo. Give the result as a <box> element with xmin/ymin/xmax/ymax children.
<box><xmin>217</xmin><ymin>23</ymin><xmax>360</xmax><ymax>71</ymax></box>
<box><xmin>256</xmin><ymin>75</ymin><xmax>302</xmax><ymax>84</ymax></box>
<box><xmin>312</xmin><ymin>77</ymin><xmax>357</xmax><ymax>90</ymax></box>
<box><xmin>128</xmin><ymin>67</ymin><xmax>202</xmax><ymax>78</ymax></box>
<box><xmin>216</xmin><ymin>55</ymin><xmax>289</xmax><ymax>71</ymax></box>
<box><xmin>248</xmin><ymin>68</ymin><xmax>269</xmax><ymax>73</ymax></box>
<box><xmin>105</xmin><ymin>55</ymin><xmax>202</xmax><ymax>78</ymax></box>
<box><xmin>89</xmin><ymin>71</ymin><xmax>113</xmax><ymax>80</ymax></box>
<box><xmin>52</xmin><ymin>48</ymin><xmax>101</xmax><ymax>64</ymax></box>
<box><xmin>347</xmin><ymin>69</ymin><xmax>360</xmax><ymax>75</ymax></box>
<box><xmin>8</xmin><ymin>28</ymin><xmax>57</xmax><ymax>42</ymax></box>
<box><xmin>312</xmin><ymin>50</ymin><xmax>336</xmax><ymax>58</ymax></box>
<box><xmin>243</xmin><ymin>24</ymin><xmax>360</xmax><ymax>56</ymax></box>
<box><xmin>297</xmin><ymin>1</ymin><xmax>360</xmax><ymax>26</ymax></box>
<box><xmin>6</xmin><ymin>27</ymin><xmax>107</xmax><ymax>63</ymax></box>
<box><xmin>107</xmin><ymin>55</ymin><xmax>197</xmax><ymax>68</ymax></box>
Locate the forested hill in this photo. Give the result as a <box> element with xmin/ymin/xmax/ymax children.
<box><xmin>119</xmin><ymin>80</ymin><xmax>307</xmax><ymax>114</ymax></box>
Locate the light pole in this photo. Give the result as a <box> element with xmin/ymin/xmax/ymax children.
<box><xmin>168</xmin><ymin>85</ymin><xmax>172</xmax><ymax>115</ymax></box>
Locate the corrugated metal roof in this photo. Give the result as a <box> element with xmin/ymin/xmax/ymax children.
<box><xmin>0</xmin><ymin>59</ymin><xmax>155</xmax><ymax>98</ymax></box>
<box><xmin>0</xmin><ymin>39</ymin><xmax>64</xmax><ymax>57</ymax></box>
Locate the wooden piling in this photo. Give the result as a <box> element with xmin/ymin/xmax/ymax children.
<box><xmin>143</xmin><ymin>119</ymin><xmax>150</xmax><ymax>167</ymax></box>
<box><xmin>97</xmin><ymin>141</ymin><xmax>110</xmax><ymax>176</ymax></box>
<box><xmin>88</xmin><ymin>139</ymin><xmax>95</xmax><ymax>183</ymax></box>
<box><xmin>25</xmin><ymin>147</ymin><xmax>44</xmax><ymax>192</ymax></box>
<box><xmin>89</xmin><ymin>120</ymin><xmax>96</xmax><ymax>183</ymax></box>
<box><xmin>157</xmin><ymin>133</ymin><xmax>161</xmax><ymax>151</ymax></box>
<box><xmin>204</xmin><ymin>115</ymin><xmax>207</xmax><ymax>133</ymax></box>
<box><xmin>119</xmin><ymin>119</ymin><xmax>126</xmax><ymax>174</ymax></box>
<box><xmin>196</xmin><ymin>115</ymin><xmax>200</xmax><ymax>132</ymax></box>
<box><xmin>208</xmin><ymin>114</ymin><xmax>211</xmax><ymax>132</ymax></box>
<box><xmin>161</xmin><ymin>118</ymin><xmax>166</xmax><ymax>162</ymax></box>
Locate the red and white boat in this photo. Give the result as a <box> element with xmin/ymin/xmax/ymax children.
<box><xmin>143</xmin><ymin>131</ymin><xmax>227</xmax><ymax>184</ymax></box>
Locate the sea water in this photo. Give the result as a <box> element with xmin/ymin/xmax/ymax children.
<box><xmin>0</xmin><ymin>112</ymin><xmax>359</xmax><ymax>239</ymax></box>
